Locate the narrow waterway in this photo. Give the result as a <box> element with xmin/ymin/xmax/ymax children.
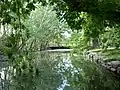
<box><xmin>0</xmin><ymin>51</ymin><xmax>120</xmax><ymax>90</ymax></box>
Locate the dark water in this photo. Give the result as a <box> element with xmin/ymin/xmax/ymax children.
<box><xmin>0</xmin><ymin>52</ymin><xmax>120</xmax><ymax>90</ymax></box>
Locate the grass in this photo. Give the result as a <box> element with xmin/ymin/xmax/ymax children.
<box><xmin>90</xmin><ymin>47</ymin><xmax>120</xmax><ymax>62</ymax></box>
<box><xmin>102</xmin><ymin>49</ymin><xmax>120</xmax><ymax>62</ymax></box>
<box><xmin>89</xmin><ymin>47</ymin><xmax>117</xmax><ymax>52</ymax></box>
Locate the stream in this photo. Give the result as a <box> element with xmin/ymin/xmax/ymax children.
<box><xmin>0</xmin><ymin>50</ymin><xmax>120</xmax><ymax>90</ymax></box>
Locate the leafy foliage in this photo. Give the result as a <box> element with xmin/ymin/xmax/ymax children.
<box><xmin>25</xmin><ymin>5</ymin><xmax>58</xmax><ymax>50</ymax></box>
<box><xmin>24</xmin><ymin>5</ymin><xmax>70</xmax><ymax>50</ymax></box>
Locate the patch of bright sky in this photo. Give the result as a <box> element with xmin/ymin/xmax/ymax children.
<box><xmin>62</xmin><ymin>30</ymin><xmax>72</xmax><ymax>38</ymax></box>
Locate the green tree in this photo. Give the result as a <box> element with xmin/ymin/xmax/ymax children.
<box><xmin>25</xmin><ymin>5</ymin><xmax>59</xmax><ymax>50</ymax></box>
<box><xmin>24</xmin><ymin>5</ymin><xmax>70</xmax><ymax>50</ymax></box>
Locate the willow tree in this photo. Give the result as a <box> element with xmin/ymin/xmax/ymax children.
<box><xmin>25</xmin><ymin>5</ymin><xmax>68</xmax><ymax>50</ymax></box>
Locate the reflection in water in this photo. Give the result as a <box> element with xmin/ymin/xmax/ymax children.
<box><xmin>0</xmin><ymin>52</ymin><xmax>120</xmax><ymax>90</ymax></box>
<box><xmin>56</xmin><ymin>54</ymin><xmax>81</xmax><ymax>90</ymax></box>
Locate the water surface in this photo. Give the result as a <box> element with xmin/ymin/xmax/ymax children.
<box><xmin>0</xmin><ymin>52</ymin><xmax>120</xmax><ymax>90</ymax></box>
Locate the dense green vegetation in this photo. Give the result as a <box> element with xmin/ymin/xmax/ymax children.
<box><xmin>1</xmin><ymin>0</ymin><xmax>120</xmax><ymax>51</ymax></box>
<box><xmin>1</xmin><ymin>0</ymin><xmax>120</xmax><ymax>89</ymax></box>
<box><xmin>24</xmin><ymin>5</ymin><xmax>68</xmax><ymax>50</ymax></box>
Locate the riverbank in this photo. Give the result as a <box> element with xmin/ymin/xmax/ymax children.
<box><xmin>84</xmin><ymin>48</ymin><xmax>120</xmax><ymax>75</ymax></box>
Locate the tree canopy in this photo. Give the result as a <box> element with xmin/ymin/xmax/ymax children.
<box><xmin>1</xmin><ymin>0</ymin><xmax>120</xmax><ymax>29</ymax></box>
<box><xmin>1</xmin><ymin>0</ymin><xmax>120</xmax><ymax>50</ymax></box>
<box><xmin>49</xmin><ymin>0</ymin><xmax>120</xmax><ymax>25</ymax></box>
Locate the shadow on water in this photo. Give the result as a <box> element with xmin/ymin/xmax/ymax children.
<box><xmin>0</xmin><ymin>51</ymin><xmax>120</xmax><ymax>90</ymax></box>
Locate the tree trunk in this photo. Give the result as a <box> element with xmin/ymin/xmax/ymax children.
<box><xmin>91</xmin><ymin>37</ymin><xmax>100</xmax><ymax>49</ymax></box>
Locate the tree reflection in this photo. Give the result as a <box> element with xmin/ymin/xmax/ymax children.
<box><xmin>0</xmin><ymin>52</ymin><xmax>120</xmax><ymax>90</ymax></box>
